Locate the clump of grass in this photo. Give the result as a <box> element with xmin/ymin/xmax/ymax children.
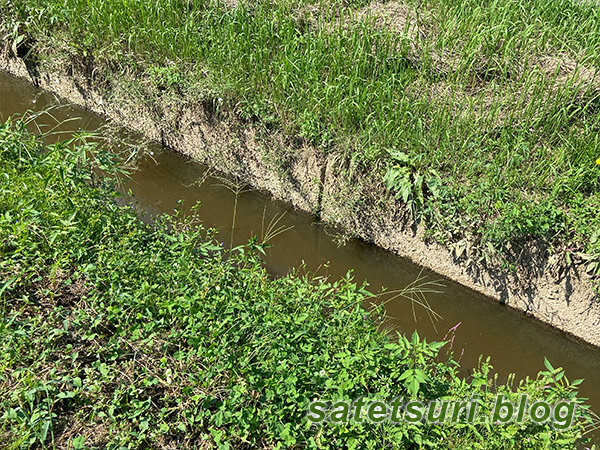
<box><xmin>0</xmin><ymin>120</ymin><xmax>593</xmax><ymax>448</ymax></box>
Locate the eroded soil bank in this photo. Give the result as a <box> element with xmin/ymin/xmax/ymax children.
<box><xmin>1</xmin><ymin>50</ymin><xmax>599</xmax><ymax>347</ymax></box>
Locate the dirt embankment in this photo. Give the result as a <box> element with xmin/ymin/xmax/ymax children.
<box><xmin>2</xmin><ymin>49</ymin><xmax>599</xmax><ymax>347</ymax></box>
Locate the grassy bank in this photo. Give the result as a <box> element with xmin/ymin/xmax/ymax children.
<box><xmin>2</xmin><ymin>0</ymin><xmax>600</xmax><ymax>282</ymax></box>
<box><xmin>0</xmin><ymin>120</ymin><xmax>593</xmax><ymax>448</ymax></box>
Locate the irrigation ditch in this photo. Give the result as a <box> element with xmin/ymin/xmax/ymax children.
<box><xmin>7</xmin><ymin>39</ymin><xmax>600</xmax><ymax>449</ymax></box>
<box><xmin>1</xmin><ymin>47</ymin><xmax>599</xmax><ymax>350</ymax></box>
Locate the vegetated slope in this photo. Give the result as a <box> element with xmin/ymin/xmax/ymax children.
<box><xmin>0</xmin><ymin>121</ymin><xmax>592</xmax><ymax>448</ymax></box>
<box><xmin>2</xmin><ymin>0</ymin><xmax>600</xmax><ymax>281</ymax></box>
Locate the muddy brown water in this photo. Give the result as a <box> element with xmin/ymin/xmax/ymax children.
<box><xmin>1</xmin><ymin>71</ymin><xmax>599</xmax><ymax>442</ymax></box>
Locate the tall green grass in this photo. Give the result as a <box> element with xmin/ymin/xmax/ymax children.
<box><xmin>3</xmin><ymin>0</ymin><xmax>600</xmax><ymax>271</ymax></box>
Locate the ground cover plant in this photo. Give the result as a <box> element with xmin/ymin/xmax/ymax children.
<box><xmin>0</xmin><ymin>120</ymin><xmax>594</xmax><ymax>448</ymax></box>
<box><xmin>2</xmin><ymin>0</ymin><xmax>600</xmax><ymax>282</ymax></box>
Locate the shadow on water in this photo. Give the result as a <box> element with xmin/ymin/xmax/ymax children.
<box><xmin>1</xmin><ymin>70</ymin><xmax>599</xmax><ymax>443</ymax></box>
